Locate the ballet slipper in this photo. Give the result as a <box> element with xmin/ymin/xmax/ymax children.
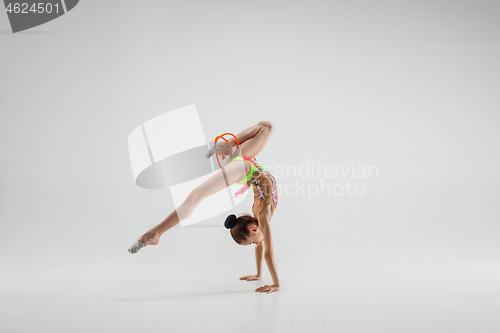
<box><xmin>205</xmin><ymin>142</ymin><xmax>232</xmax><ymax>159</ymax></box>
<box><xmin>127</xmin><ymin>237</ymin><xmax>160</xmax><ymax>254</ymax></box>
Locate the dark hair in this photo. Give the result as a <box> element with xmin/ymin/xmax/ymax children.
<box><xmin>224</xmin><ymin>214</ymin><xmax>259</xmax><ymax>245</ymax></box>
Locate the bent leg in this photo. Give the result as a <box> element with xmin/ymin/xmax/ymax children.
<box><xmin>238</xmin><ymin>121</ymin><xmax>274</xmax><ymax>158</ymax></box>
<box><xmin>211</xmin><ymin>121</ymin><xmax>274</xmax><ymax>159</ymax></box>
<box><xmin>137</xmin><ymin>160</ymin><xmax>250</xmax><ymax>243</ymax></box>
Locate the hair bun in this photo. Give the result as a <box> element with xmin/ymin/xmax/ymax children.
<box><xmin>224</xmin><ymin>214</ymin><xmax>237</xmax><ymax>229</ymax></box>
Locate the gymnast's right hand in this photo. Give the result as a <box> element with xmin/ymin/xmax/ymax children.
<box><xmin>239</xmin><ymin>274</ymin><xmax>262</xmax><ymax>281</ymax></box>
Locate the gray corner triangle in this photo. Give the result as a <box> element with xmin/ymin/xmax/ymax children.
<box><xmin>64</xmin><ymin>0</ymin><xmax>79</xmax><ymax>11</ymax></box>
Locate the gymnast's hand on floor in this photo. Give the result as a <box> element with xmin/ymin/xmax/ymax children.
<box><xmin>255</xmin><ymin>284</ymin><xmax>280</xmax><ymax>294</ymax></box>
<box><xmin>239</xmin><ymin>274</ymin><xmax>261</xmax><ymax>281</ymax></box>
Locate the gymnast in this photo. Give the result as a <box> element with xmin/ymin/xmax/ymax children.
<box><xmin>128</xmin><ymin>121</ymin><xmax>280</xmax><ymax>294</ymax></box>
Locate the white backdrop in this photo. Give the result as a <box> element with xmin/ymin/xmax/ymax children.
<box><xmin>1</xmin><ymin>1</ymin><xmax>499</xmax><ymax>332</ymax></box>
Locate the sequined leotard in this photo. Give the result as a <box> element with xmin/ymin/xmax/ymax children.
<box><xmin>227</xmin><ymin>156</ymin><xmax>278</xmax><ymax>210</ymax></box>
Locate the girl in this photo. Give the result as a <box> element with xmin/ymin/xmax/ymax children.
<box><xmin>128</xmin><ymin>121</ymin><xmax>280</xmax><ymax>294</ymax></box>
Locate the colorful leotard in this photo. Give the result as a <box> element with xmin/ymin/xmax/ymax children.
<box><xmin>228</xmin><ymin>156</ymin><xmax>279</xmax><ymax>209</ymax></box>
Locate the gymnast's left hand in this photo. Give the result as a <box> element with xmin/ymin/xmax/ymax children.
<box><xmin>255</xmin><ymin>284</ymin><xmax>280</xmax><ymax>294</ymax></box>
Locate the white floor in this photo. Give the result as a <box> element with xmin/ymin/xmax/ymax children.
<box><xmin>2</xmin><ymin>262</ymin><xmax>499</xmax><ymax>333</ymax></box>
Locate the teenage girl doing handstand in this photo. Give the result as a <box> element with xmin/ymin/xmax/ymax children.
<box><xmin>128</xmin><ymin>121</ymin><xmax>280</xmax><ymax>294</ymax></box>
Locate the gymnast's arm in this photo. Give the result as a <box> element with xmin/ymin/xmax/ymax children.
<box><xmin>255</xmin><ymin>242</ymin><xmax>264</xmax><ymax>278</ymax></box>
<box><xmin>239</xmin><ymin>242</ymin><xmax>264</xmax><ymax>281</ymax></box>
<box><xmin>258</xmin><ymin>205</ymin><xmax>280</xmax><ymax>287</ymax></box>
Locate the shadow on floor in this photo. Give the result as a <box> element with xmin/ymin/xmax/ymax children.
<box><xmin>115</xmin><ymin>289</ymin><xmax>253</xmax><ymax>301</ymax></box>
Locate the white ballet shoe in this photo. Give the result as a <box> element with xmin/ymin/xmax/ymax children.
<box><xmin>127</xmin><ymin>238</ymin><xmax>160</xmax><ymax>254</ymax></box>
<box><xmin>205</xmin><ymin>146</ymin><xmax>217</xmax><ymax>159</ymax></box>
<box><xmin>205</xmin><ymin>142</ymin><xmax>233</xmax><ymax>159</ymax></box>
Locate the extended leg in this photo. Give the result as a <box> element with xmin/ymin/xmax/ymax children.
<box><xmin>128</xmin><ymin>160</ymin><xmax>250</xmax><ymax>253</ymax></box>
